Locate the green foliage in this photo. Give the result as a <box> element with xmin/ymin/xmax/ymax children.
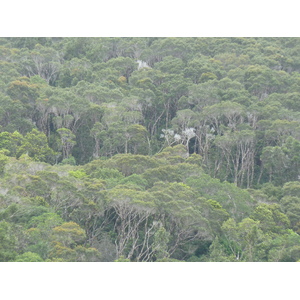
<box><xmin>69</xmin><ymin>169</ymin><xmax>87</xmax><ymax>179</ymax></box>
<box><xmin>118</xmin><ymin>174</ymin><xmax>148</xmax><ymax>190</ymax></box>
<box><xmin>52</xmin><ymin>222</ymin><xmax>86</xmax><ymax>247</ymax></box>
<box><xmin>142</xmin><ymin>165</ymin><xmax>183</xmax><ymax>188</ymax></box>
<box><xmin>49</xmin><ymin>242</ymin><xmax>101</xmax><ymax>262</ymax></box>
<box><xmin>251</xmin><ymin>203</ymin><xmax>290</xmax><ymax>235</ymax></box>
<box><xmin>60</xmin><ymin>156</ymin><xmax>76</xmax><ymax>165</ymax></box>
<box><xmin>0</xmin><ymin>221</ymin><xmax>17</xmax><ymax>261</ymax></box>
<box><xmin>220</xmin><ymin>217</ymin><xmax>264</xmax><ymax>261</ymax></box>
<box><xmin>186</xmin><ymin>175</ymin><xmax>255</xmax><ymax>220</ymax></box>
<box><xmin>0</xmin><ymin>37</ymin><xmax>299</xmax><ymax>261</ymax></box>
<box><xmin>114</xmin><ymin>255</ymin><xmax>130</xmax><ymax>262</ymax></box>
<box><xmin>102</xmin><ymin>154</ymin><xmax>160</xmax><ymax>176</ymax></box>
<box><xmin>280</xmin><ymin>196</ymin><xmax>300</xmax><ymax>232</ymax></box>
<box><xmin>17</xmin><ymin>129</ymin><xmax>57</xmax><ymax>163</ymax></box>
<box><xmin>152</xmin><ymin>226</ymin><xmax>170</xmax><ymax>260</ymax></box>
<box><xmin>0</xmin><ymin>152</ymin><xmax>8</xmax><ymax>174</ymax></box>
<box><xmin>15</xmin><ymin>252</ymin><xmax>44</xmax><ymax>262</ymax></box>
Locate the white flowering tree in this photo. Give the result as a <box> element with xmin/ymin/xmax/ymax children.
<box><xmin>161</xmin><ymin>127</ymin><xmax>195</xmax><ymax>151</ymax></box>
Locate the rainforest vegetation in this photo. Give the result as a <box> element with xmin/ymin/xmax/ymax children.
<box><xmin>1</xmin><ymin>37</ymin><xmax>300</xmax><ymax>261</ymax></box>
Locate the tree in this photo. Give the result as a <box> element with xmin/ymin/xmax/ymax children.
<box><xmin>244</xmin><ymin>65</ymin><xmax>281</xmax><ymax>100</ymax></box>
<box><xmin>57</xmin><ymin>128</ymin><xmax>76</xmax><ymax>160</ymax></box>
<box><xmin>105</xmin><ymin>57</ymin><xmax>138</xmax><ymax>83</ymax></box>
<box><xmin>184</xmin><ymin>81</ymin><xmax>221</xmax><ymax>111</ymax></box>
<box><xmin>0</xmin><ymin>92</ymin><xmax>34</xmax><ymax>134</ymax></box>
<box><xmin>104</xmin><ymin>187</ymin><xmax>156</xmax><ymax>261</ymax></box>
<box><xmin>184</xmin><ymin>57</ymin><xmax>223</xmax><ymax>84</ymax></box>
<box><xmin>152</xmin><ymin>225</ymin><xmax>170</xmax><ymax>260</ymax></box>
<box><xmin>0</xmin><ymin>221</ymin><xmax>18</xmax><ymax>261</ymax></box>
<box><xmin>90</xmin><ymin>121</ymin><xmax>105</xmax><ymax>158</ymax></box>
<box><xmin>155</xmin><ymin>56</ymin><xmax>185</xmax><ymax>75</ymax></box>
<box><xmin>214</xmin><ymin>130</ymin><xmax>256</xmax><ymax>187</ymax></box>
<box><xmin>186</xmin><ymin>175</ymin><xmax>255</xmax><ymax>221</ymax></box>
<box><xmin>98</xmin><ymin>153</ymin><xmax>160</xmax><ymax>177</ymax></box>
<box><xmin>25</xmin><ymin>212</ymin><xmax>64</xmax><ymax>259</ymax></box>
<box><xmin>7</xmin><ymin>76</ymin><xmax>40</xmax><ymax>107</ymax></box>
<box><xmin>15</xmin><ymin>252</ymin><xmax>44</xmax><ymax>262</ymax></box>
<box><xmin>21</xmin><ymin>44</ymin><xmax>62</xmax><ymax>85</ymax></box>
<box><xmin>124</xmin><ymin>124</ymin><xmax>148</xmax><ymax>155</ymax></box>
<box><xmin>260</xmin><ymin>146</ymin><xmax>289</xmax><ymax>184</ymax></box>
<box><xmin>51</xmin><ymin>222</ymin><xmax>86</xmax><ymax>247</ymax></box>
<box><xmin>0</xmin><ymin>151</ymin><xmax>8</xmax><ymax>174</ymax></box>
<box><xmin>208</xmin><ymin>236</ymin><xmax>236</xmax><ymax>262</ymax></box>
<box><xmin>142</xmin><ymin>37</ymin><xmax>193</xmax><ymax>66</ymax></box>
<box><xmin>278</xmin><ymin>181</ymin><xmax>300</xmax><ymax>232</ymax></box>
<box><xmin>17</xmin><ymin>128</ymin><xmax>57</xmax><ymax>163</ymax></box>
<box><xmin>220</xmin><ymin>217</ymin><xmax>263</xmax><ymax>261</ymax></box>
<box><xmin>266</xmin><ymin>231</ymin><xmax>300</xmax><ymax>262</ymax></box>
<box><xmin>56</xmin><ymin>57</ymin><xmax>94</xmax><ymax>87</ymax></box>
<box><xmin>251</xmin><ymin>203</ymin><xmax>290</xmax><ymax>235</ymax></box>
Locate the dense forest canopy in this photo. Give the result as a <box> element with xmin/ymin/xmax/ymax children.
<box><xmin>1</xmin><ymin>37</ymin><xmax>300</xmax><ymax>261</ymax></box>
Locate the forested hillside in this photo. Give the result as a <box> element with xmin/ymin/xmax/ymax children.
<box><xmin>1</xmin><ymin>37</ymin><xmax>300</xmax><ymax>261</ymax></box>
